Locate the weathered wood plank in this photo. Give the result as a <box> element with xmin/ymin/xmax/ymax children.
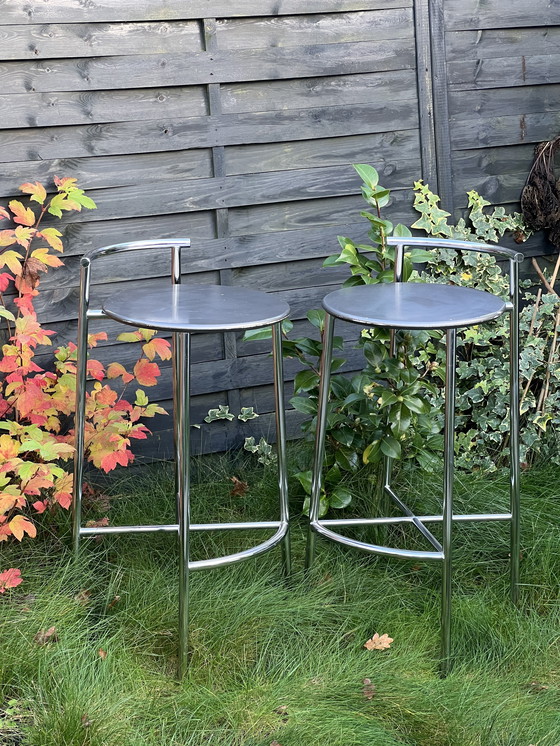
<box><xmin>2</xmin><ymin>165</ymin><xmax>417</xmax><ymax>224</ymax></box>
<box><xmin>225</xmin><ymin>131</ymin><xmax>420</xmax><ymax>175</ymax></box>
<box><xmin>217</xmin><ymin>9</ymin><xmax>413</xmax><ymax>49</ymax></box>
<box><xmin>0</xmin><ymin>21</ymin><xmax>202</xmax><ymax>60</ymax></box>
<box><xmin>0</xmin><ymin>86</ymin><xmax>208</xmax><ymax>129</ymax></box>
<box><xmin>0</xmin><ymin>1</ymin><xmax>413</xmax><ymax>25</ymax></box>
<box><xmin>221</xmin><ymin>69</ymin><xmax>417</xmax><ymax>114</ymax></box>
<box><xmin>229</xmin><ymin>190</ymin><xmax>415</xmax><ymax>236</ymax></box>
<box><xmin>444</xmin><ymin>0</ymin><xmax>560</xmax><ymax>31</ymax></box>
<box><xmin>0</xmin><ymin>41</ymin><xmax>416</xmax><ymax>94</ymax></box>
<box><xmin>0</xmin><ymin>102</ymin><xmax>420</xmax><ymax>162</ymax></box>
<box><xmin>446</xmin><ymin>27</ymin><xmax>560</xmax><ymax>62</ymax></box>
<box><xmin>450</xmin><ymin>111</ymin><xmax>560</xmax><ymax>150</ymax></box>
<box><xmin>449</xmin><ymin>84</ymin><xmax>560</xmax><ymax>121</ymax></box>
<box><xmin>448</xmin><ymin>55</ymin><xmax>560</xmax><ymax>90</ymax></box>
<box><xmin>0</xmin><ymin>149</ymin><xmax>213</xmax><ymax>197</ymax></box>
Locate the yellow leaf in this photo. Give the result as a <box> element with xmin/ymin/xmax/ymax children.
<box><xmin>1</xmin><ymin>250</ymin><xmax>23</xmax><ymax>275</ymax></box>
<box><xmin>8</xmin><ymin>514</ymin><xmax>37</xmax><ymax>541</ymax></box>
<box><xmin>31</xmin><ymin>248</ymin><xmax>64</xmax><ymax>267</ymax></box>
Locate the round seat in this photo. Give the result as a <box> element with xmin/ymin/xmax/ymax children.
<box><xmin>103</xmin><ymin>280</ymin><xmax>290</xmax><ymax>333</ymax></box>
<box><xmin>322</xmin><ymin>282</ymin><xmax>506</xmax><ymax>330</ymax></box>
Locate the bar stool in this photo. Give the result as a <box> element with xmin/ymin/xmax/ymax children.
<box><xmin>72</xmin><ymin>240</ymin><xmax>291</xmax><ymax>678</ymax></box>
<box><xmin>305</xmin><ymin>236</ymin><xmax>522</xmax><ymax>674</ymax></box>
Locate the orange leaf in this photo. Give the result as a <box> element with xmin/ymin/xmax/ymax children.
<box><xmin>87</xmin><ymin>332</ymin><xmax>107</xmax><ymax>348</ymax></box>
<box><xmin>0</xmin><ymin>496</ymin><xmax>17</xmax><ymax>515</ymax></box>
<box><xmin>142</xmin><ymin>337</ymin><xmax>172</xmax><ymax>361</ymax></box>
<box><xmin>19</xmin><ymin>181</ymin><xmax>47</xmax><ymax>205</ymax></box>
<box><xmin>133</xmin><ymin>358</ymin><xmax>160</xmax><ymax>386</ymax></box>
<box><xmin>364</xmin><ymin>633</ymin><xmax>393</xmax><ymax>651</ymax></box>
<box><xmin>0</xmin><ymin>568</ymin><xmax>23</xmax><ymax>593</ymax></box>
<box><xmin>32</xmin><ymin>500</ymin><xmax>48</xmax><ymax>514</ymax></box>
<box><xmin>106</xmin><ymin>362</ymin><xmax>133</xmax><ymax>382</ymax></box>
<box><xmin>9</xmin><ymin>200</ymin><xmax>35</xmax><ymax>226</ymax></box>
<box><xmin>8</xmin><ymin>514</ymin><xmax>37</xmax><ymax>541</ymax></box>
<box><xmin>0</xmin><ymin>206</ymin><xmax>10</xmax><ymax>220</ymax></box>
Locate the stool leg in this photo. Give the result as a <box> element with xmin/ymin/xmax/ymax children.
<box><xmin>440</xmin><ymin>328</ymin><xmax>456</xmax><ymax>677</ymax></box>
<box><xmin>305</xmin><ymin>313</ymin><xmax>335</xmax><ymax>571</ymax></box>
<box><xmin>509</xmin><ymin>264</ymin><xmax>521</xmax><ymax>605</ymax></box>
<box><xmin>72</xmin><ymin>259</ymin><xmax>91</xmax><ymax>555</ymax></box>
<box><xmin>272</xmin><ymin>322</ymin><xmax>291</xmax><ymax>577</ymax></box>
<box><xmin>176</xmin><ymin>332</ymin><xmax>191</xmax><ymax>679</ymax></box>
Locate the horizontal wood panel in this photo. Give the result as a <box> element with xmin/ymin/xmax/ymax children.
<box><xmin>446</xmin><ymin>27</ymin><xmax>560</xmax><ymax>61</ymax></box>
<box><xmin>0</xmin><ymin>21</ymin><xmax>203</xmax><ymax>60</ymax></box>
<box><xmin>221</xmin><ymin>69</ymin><xmax>417</xmax><ymax>115</ymax></box>
<box><xmin>444</xmin><ymin>1</ymin><xmax>560</xmax><ymax>30</ymax></box>
<box><xmin>217</xmin><ymin>9</ymin><xmax>413</xmax><ymax>49</ymax></box>
<box><xmin>448</xmin><ymin>54</ymin><xmax>560</xmax><ymax>90</ymax></box>
<box><xmin>449</xmin><ymin>84</ymin><xmax>560</xmax><ymax>121</ymax></box>
<box><xmin>450</xmin><ymin>111</ymin><xmax>560</xmax><ymax>150</ymax></box>
<box><xmin>0</xmin><ymin>41</ymin><xmax>415</xmax><ymax>94</ymax></box>
<box><xmin>0</xmin><ymin>1</ymin><xmax>413</xmax><ymax>25</ymax></box>
<box><xmin>0</xmin><ymin>165</ymin><xmax>416</xmax><ymax>227</ymax></box>
<box><xmin>227</xmin><ymin>132</ymin><xmax>420</xmax><ymax>178</ymax></box>
<box><xmin>0</xmin><ymin>86</ymin><xmax>209</xmax><ymax>130</ymax></box>
<box><xmin>0</xmin><ymin>102</ymin><xmax>419</xmax><ymax>162</ymax></box>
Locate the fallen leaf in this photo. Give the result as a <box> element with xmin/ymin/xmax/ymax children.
<box><xmin>98</xmin><ymin>648</ymin><xmax>107</xmax><ymax>660</ymax></box>
<box><xmin>74</xmin><ymin>589</ymin><xmax>91</xmax><ymax>606</ymax></box>
<box><xmin>274</xmin><ymin>705</ymin><xmax>289</xmax><ymax>722</ymax></box>
<box><xmin>106</xmin><ymin>594</ymin><xmax>121</xmax><ymax>610</ymax></box>
<box><xmin>364</xmin><ymin>633</ymin><xmax>393</xmax><ymax>651</ymax></box>
<box><xmin>270</xmin><ymin>742</ymin><xmax>283</xmax><ymax>746</ymax></box>
<box><xmin>362</xmin><ymin>678</ymin><xmax>376</xmax><ymax>700</ymax></box>
<box><xmin>230</xmin><ymin>476</ymin><xmax>249</xmax><ymax>497</ymax></box>
<box><xmin>34</xmin><ymin>626</ymin><xmax>58</xmax><ymax>645</ymax></box>
<box><xmin>85</xmin><ymin>516</ymin><xmax>109</xmax><ymax>529</ymax></box>
<box><xmin>81</xmin><ymin>714</ymin><xmax>92</xmax><ymax>728</ymax></box>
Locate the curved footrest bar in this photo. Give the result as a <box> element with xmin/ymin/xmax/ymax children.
<box><xmin>312</xmin><ymin>521</ymin><xmax>444</xmax><ymax>561</ymax></box>
<box><xmin>190</xmin><ymin>522</ymin><xmax>289</xmax><ymax>571</ymax></box>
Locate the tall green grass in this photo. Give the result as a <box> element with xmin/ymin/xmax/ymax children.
<box><xmin>1</xmin><ymin>452</ymin><xmax>560</xmax><ymax>745</ymax></box>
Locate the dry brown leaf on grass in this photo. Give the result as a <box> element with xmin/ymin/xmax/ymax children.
<box><xmin>74</xmin><ymin>589</ymin><xmax>91</xmax><ymax>606</ymax></box>
<box><xmin>98</xmin><ymin>648</ymin><xmax>107</xmax><ymax>660</ymax></box>
<box><xmin>34</xmin><ymin>626</ymin><xmax>58</xmax><ymax>645</ymax></box>
<box><xmin>362</xmin><ymin>678</ymin><xmax>376</xmax><ymax>700</ymax></box>
<box><xmin>364</xmin><ymin>633</ymin><xmax>393</xmax><ymax>651</ymax></box>
<box><xmin>230</xmin><ymin>476</ymin><xmax>249</xmax><ymax>497</ymax></box>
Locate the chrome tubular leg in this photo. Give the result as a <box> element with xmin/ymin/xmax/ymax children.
<box><xmin>172</xmin><ymin>245</ymin><xmax>182</xmax><ymax>524</ymax></box>
<box><xmin>305</xmin><ymin>313</ymin><xmax>335</xmax><ymax>571</ymax></box>
<box><xmin>440</xmin><ymin>327</ymin><xmax>456</xmax><ymax>677</ymax></box>
<box><xmin>509</xmin><ymin>260</ymin><xmax>521</xmax><ymax>604</ymax></box>
<box><xmin>176</xmin><ymin>332</ymin><xmax>191</xmax><ymax>679</ymax></box>
<box><xmin>72</xmin><ymin>259</ymin><xmax>91</xmax><ymax>555</ymax></box>
<box><xmin>272</xmin><ymin>322</ymin><xmax>291</xmax><ymax>577</ymax></box>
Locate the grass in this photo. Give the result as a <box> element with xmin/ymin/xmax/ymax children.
<box><xmin>2</xmin><ymin>447</ymin><xmax>560</xmax><ymax>745</ymax></box>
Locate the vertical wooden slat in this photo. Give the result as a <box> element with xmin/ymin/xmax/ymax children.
<box><xmin>414</xmin><ymin>0</ymin><xmax>438</xmax><ymax>191</ymax></box>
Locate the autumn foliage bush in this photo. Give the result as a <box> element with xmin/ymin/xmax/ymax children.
<box><xmin>0</xmin><ymin>178</ymin><xmax>169</xmax><ymax>591</ymax></box>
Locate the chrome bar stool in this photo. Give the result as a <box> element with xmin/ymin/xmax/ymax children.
<box><xmin>305</xmin><ymin>237</ymin><xmax>522</xmax><ymax>674</ymax></box>
<box><xmin>72</xmin><ymin>240</ymin><xmax>291</xmax><ymax>678</ymax></box>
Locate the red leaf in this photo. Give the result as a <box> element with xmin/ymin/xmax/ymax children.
<box><xmin>87</xmin><ymin>359</ymin><xmax>105</xmax><ymax>381</ymax></box>
<box><xmin>32</xmin><ymin>500</ymin><xmax>48</xmax><ymax>514</ymax></box>
<box><xmin>87</xmin><ymin>332</ymin><xmax>107</xmax><ymax>348</ymax></box>
<box><xmin>0</xmin><ymin>272</ymin><xmax>13</xmax><ymax>291</ymax></box>
<box><xmin>0</xmin><ymin>568</ymin><xmax>23</xmax><ymax>593</ymax></box>
<box><xmin>106</xmin><ymin>362</ymin><xmax>134</xmax><ymax>383</ymax></box>
<box><xmin>133</xmin><ymin>358</ymin><xmax>160</xmax><ymax>386</ymax></box>
<box><xmin>100</xmin><ymin>449</ymin><xmax>133</xmax><ymax>473</ymax></box>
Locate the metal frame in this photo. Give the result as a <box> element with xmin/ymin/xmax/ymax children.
<box><xmin>305</xmin><ymin>236</ymin><xmax>522</xmax><ymax>675</ymax></box>
<box><xmin>72</xmin><ymin>240</ymin><xmax>291</xmax><ymax>679</ymax></box>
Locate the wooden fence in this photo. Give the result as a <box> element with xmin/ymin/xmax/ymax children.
<box><xmin>0</xmin><ymin>0</ymin><xmax>558</xmax><ymax>456</ymax></box>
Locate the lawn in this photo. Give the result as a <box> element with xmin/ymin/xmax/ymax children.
<box><xmin>1</xmin><ymin>449</ymin><xmax>560</xmax><ymax>746</ymax></box>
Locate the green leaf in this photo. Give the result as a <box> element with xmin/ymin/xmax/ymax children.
<box><xmin>380</xmin><ymin>436</ymin><xmax>402</xmax><ymax>460</ymax></box>
<box><xmin>0</xmin><ymin>307</ymin><xmax>15</xmax><ymax>322</ymax></box>
<box><xmin>238</xmin><ymin>407</ymin><xmax>259</xmax><ymax>422</ymax></box>
<box><xmin>135</xmin><ymin>390</ymin><xmax>149</xmax><ymax>406</ymax></box>
<box><xmin>393</xmin><ymin>223</ymin><xmax>412</xmax><ymax>238</ymax></box>
<box><xmin>293</xmin><ymin>369</ymin><xmax>319</xmax><ymax>394</ymax></box>
<box><xmin>353</xmin><ymin>163</ymin><xmax>379</xmax><ymax>189</ymax></box>
<box><xmin>329</xmin><ymin>486</ymin><xmax>353</xmax><ymax>509</ymax></box>
<box><xmin>303</xmin><ymin>495</ymin><xmax>329</xmax><ymax>518</ymax></box>
<box><xmin>307</xmin><ymin>309</ymin><xmax>325</xmax><ymax>329</ymax></box>
<box><xmin>363</xmin><ymin>440</ymin><xmax>382</xmax><ymax>464</ymax></box>
<box><xmin>243</xmin><ymin>326</ymin><xmax>273</xmax><ymax>341</ymax></box>
<box><xmin>289</xmin><ymin>396</ymin><xmax>317</xmax><ymax>415</ymax></box>
<box><xmin>294</xmin><ymin>470</ymin><xmax>313</xmax><ymax>494</ymax></box>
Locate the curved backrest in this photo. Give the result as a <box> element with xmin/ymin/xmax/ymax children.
<box><xmin>386</xmin><ymin>236</ymin><xmax>523</xmax><ymax>306</ymax></box>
